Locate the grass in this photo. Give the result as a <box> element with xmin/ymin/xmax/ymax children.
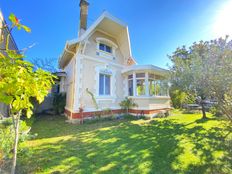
<box><xmin>18</xmin><ymin>110</ymin><xmax>232</xmax><ymax>174</ymax></box>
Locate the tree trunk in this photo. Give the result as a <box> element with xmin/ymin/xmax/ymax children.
<box><xmin>11</xmin><ymin>116</ymin><xmax>20</xmax><ymax>174</ymax></box>
<box><xmin>201</xmin><ymin>102</ymin><xmax>207</xmax><ymax>119</ymax></box>
<box><xmin>81</xmin><ymin>112</ymin><xmax>83</xmax><ymax>124</ymax></box>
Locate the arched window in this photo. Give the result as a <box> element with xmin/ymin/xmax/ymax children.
<box><xmin>96</xmin><ymin>37</ymin><xmax>118</xmax><ymax>58</ymax></box>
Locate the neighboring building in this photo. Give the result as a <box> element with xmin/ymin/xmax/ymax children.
<box><xmin>34</xmin><ymin>72</ymin><xmax>67</xmax><ymax>114</ymax></box>
<box><xmin>59</xmin><ymin>0</ymin><xmax>171</xmax><ymax>121</ymax></box>
<box><xmin>0</xmin><ymin>10</ymin><xmax>18</xmax><ymax>117</ymax></box>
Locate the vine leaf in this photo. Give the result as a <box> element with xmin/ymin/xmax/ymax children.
<box><xmin>9</xmin><ymin>13</ymin><xmax>31</xmax><ymax>33</ymax></box>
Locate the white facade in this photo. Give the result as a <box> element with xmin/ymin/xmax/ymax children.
<box><xmin>59</xmin><ymin>11</ymin><xmax>171</xmax><ymax>119</ymax></box>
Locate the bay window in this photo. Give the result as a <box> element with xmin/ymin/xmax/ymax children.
<box><xmin>127</xmin><ymin>72</ymin><xmax>169</xmax><ymax>97</ymax></box>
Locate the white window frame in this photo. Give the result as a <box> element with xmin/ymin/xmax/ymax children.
<box><xmin>95</xmin><ymin>66</ymin><xmax>116</xmax><ymax>101</ymax></box>
<box><xmin>96</xmin><ymin>37</ymin><xmax>118</xmax><ymax>59</ymax></box>
<box><xmin>99</xmin><ymin>43</ymin><xmax>112</xmax><ymax>54</ymax></box>
<box><xmin>135</xmin><ymin>73</ymin><xmax>146</xmax><ymax>96</ymax></box>
<box><xmin>128</xmin><ymin>74</ymin><xmax>133</xmax><ymax>96</ymax></box>
<box><xmin>148</xmin><ymin>73</ymin><xmax>169</xmax><ymax>97</ymax></box>
<box><xmin>99</xmin><ymin>73</ymin><xmax>111</xmax><ymax>96</ymax></box>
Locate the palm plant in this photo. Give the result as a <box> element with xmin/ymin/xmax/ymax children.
<box><xmin>119</xmin><ymin>97</ymin><xmax>138</xmax><ymax>115</ymax></box>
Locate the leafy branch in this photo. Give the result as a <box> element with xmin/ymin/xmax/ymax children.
<box><xmin>0</xmin><ymin>13</ymin><xmax>54</xmax><ymax>174</ymax></box>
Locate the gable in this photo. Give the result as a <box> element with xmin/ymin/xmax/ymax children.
<box><xmin>84</xmin><ymin>30</ymin><xmax>125</xmax><ymax>65</ymax></box>
<box><xmin>59</xmin><ymin>11</ymin><xmax>136</xmax><ymax>69</ymax></box>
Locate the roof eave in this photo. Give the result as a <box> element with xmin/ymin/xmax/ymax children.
<box><xmin>59</xmin><ymin>42</ymin><xmax>78</xmax><ymax>69</ymax></box>
<box><xmin>121</xmin><ymin>65</ymin><xmax>169</xmax><ymax>75</ymax></box>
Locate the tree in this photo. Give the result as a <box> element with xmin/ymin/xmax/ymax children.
<box><xmin>29</xmin><ymin>57</ymin><xmax>59</xmax><ymax>73</ymax></box>
<box><xmin>169</xmin><ymin>87</ymin><xmax>196</xmax><ymax>109</ymax></box>
<box><xmin>119</xmin><ymin>97</ymin><xmax>138</xmax><ymax>115</ymax></box>
<box><xmin>0</xmin><ymin>14</ymin><xmax>54</xmax><ymax>173</ymax></box>
<box><xmin>169</xmin><ymin>37</ymin><xmax>232</xmax><ymax>120</ymax></box>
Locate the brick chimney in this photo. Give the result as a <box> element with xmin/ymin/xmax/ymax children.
<box><xmin>79</xmin><ymin>0</ymin><xmax>89</xmax><ymax>37</ymax></box>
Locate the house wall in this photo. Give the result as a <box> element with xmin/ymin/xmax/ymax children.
<box><xmin>84</xmin><ymin>30</ymin><xmax>125</xmax><ymax>65</ymax></box>
<box><xmin>0</xmin><ymin>11</ymin><xmax>17</xmax><ymax>52</ymax></box>
<box><xmin>64</xmin><ymin>58</ymin><xmax>75</xmax><ymax>111</ymax></box>
<box><xmin>131</xmin><ymin>97</ymin><xmax>170</xmax><ymax>110</ymax></box>
<box><xmin>71</xmin><ymin>30</ymin><xmax>127</xmax><ymax>113</ymax></box>
<box><xmin>59</xmin><ymin>77</ymin><xmax>66</xmax><ymax>93</ymax></box>
<box><xmin>77</xmin><ymin>57</ymin><xmax>125</xmax><ymax>112</ymax></box>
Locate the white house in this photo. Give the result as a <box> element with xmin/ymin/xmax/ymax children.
<box><xmin>59</xmin><ymin>0</ymin><xmax>171</xmax><ymax>122</ymax></box>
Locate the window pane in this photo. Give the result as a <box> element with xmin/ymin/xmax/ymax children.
<box><xmin>99</xmin><ymin>43</ymin><xmax>105</xmax><ymax>51</ymax></box>
<box><xmin>99</xmin><ymin>74</ymin><xmax>104</xmax><ymax>95</ymax></box>
<box><xmin>136</xmin><ymin>79</ymin><xmax>145</xmax><ymax>96</ymax></box>
<box><xmin>105</xmin><ymin>75</ymin><xmax>111</xmax><ymax>95</ymax></box>
<box><xmin>149</xmin><ymin>80</ymin><xmax>155</xmax><ymax>96</ymax></box>
<box><xmin>128</xmin><ymin>74</ymin><xmax>133</xmax><ymax>79</ymax></box>
<box><xmin>161</xmin><ymin>81</ymin><xmax>169</xmax><ymax>96</ymax></box>
<box><xmin>149</xmin><ymin>73</ymin><xmax>155</xmax><ymax>79</ymax></box>
<box><xmin>155</xmin><ymin>80</ymin><xmax>161</xmax><ymax>96</ymax></box>
<box><xmin>136</xmin><ymin>73</ymin><xmax>145</xmax><ymax>78</ymax></box>
<box><xmin>105</xmin><ymin>45</ymin><xmax>112</xmax><ymax>53</ymax></box>
<box><xmin>128</xmin><ymin>80</ymin><xmax>133</xmax><ymax>96</ymax></box>
<box><xmin>99</xmin><ymin>43</ymin><xmax>112</xmax><ymax>53</ymax></box>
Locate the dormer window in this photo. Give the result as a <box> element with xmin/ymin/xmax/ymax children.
<box><xmin>96</xmin><ymin>37</ymin><xmax>118</xmax><ymax>59</ymax></box>
<box><xmin>99</xmin><ymin>43</ymin><xmax>112</xmax><ymax>54</ymax></box>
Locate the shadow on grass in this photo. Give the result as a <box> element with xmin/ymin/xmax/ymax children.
<box><xmin>18</xmin><ymin>116</ymin><xmax>232</xmax><ymax>174</ymax></box>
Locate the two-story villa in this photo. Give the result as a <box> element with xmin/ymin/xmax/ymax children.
<box><xmin>59</xmin><ymin>0</ymin><xmax>171</xmax><ymax>122</ymax></box>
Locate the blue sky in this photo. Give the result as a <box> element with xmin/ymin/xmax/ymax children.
<box><xmin>0</xmin><ymin>0</ymin><xmax>231</xmax><ymax>68</ymax></box>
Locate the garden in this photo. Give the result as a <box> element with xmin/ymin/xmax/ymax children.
<box><xmin>1</xmin><ymin>10</ymin><xmax>232</xmax><ymax>174</ymax></box>
<box><xmin>11</xmin><ymin>110</ymin><xmax>231</xmax><ymax>174</ymax></box>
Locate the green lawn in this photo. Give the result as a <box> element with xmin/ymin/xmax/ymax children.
<box><xmin>18</xmin><ymin>111</ymin><xmax>232</xmax><ymax>174</ymax></box>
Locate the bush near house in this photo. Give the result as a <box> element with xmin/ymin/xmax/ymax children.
<box><xmin>53</xmin><ymin>92</ymin><xmax>66</xmax><ymax>115</ymax></box>
<box><xmin>119</xmin><ymin>97</ymin><xmax>138</xmax><ymax>115</ymax></box>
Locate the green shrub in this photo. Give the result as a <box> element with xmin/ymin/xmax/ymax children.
<box><xmin>165</xmin><ymin>110</ymin><xmax>171</xmax><ymax>117</ymax></box>
<box><xmin>170</xmin><ymin>88</ymin><xmax>196</xmax><ymax>109</ymax></box>
<box><xmin>0</xmin><ymin>119</ymin><xmax>14</xmax><ymax>160</ymax></box>
<box><xmin>209</xmin><ymin>105</ymin><xmax>223</xmax><ymax>117</ymax></box>
<box><xmin>53</xmin><ymin>92</ymin><xmax>66</xmax><ymax>114</ymax></box>
<box><xmin>0</xmin><ymin>119</ymin><xmax>31</xmax><ymax>164</ymax></box>
<box><xmin>119</xmin><ymin>97</ymin><xmax>138</xmax><ymax>115</ymax></box>
<box><xmin>156</xmin><ymin>112</ymin><xmax>166</xmax><ymax>118</ymax></box>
